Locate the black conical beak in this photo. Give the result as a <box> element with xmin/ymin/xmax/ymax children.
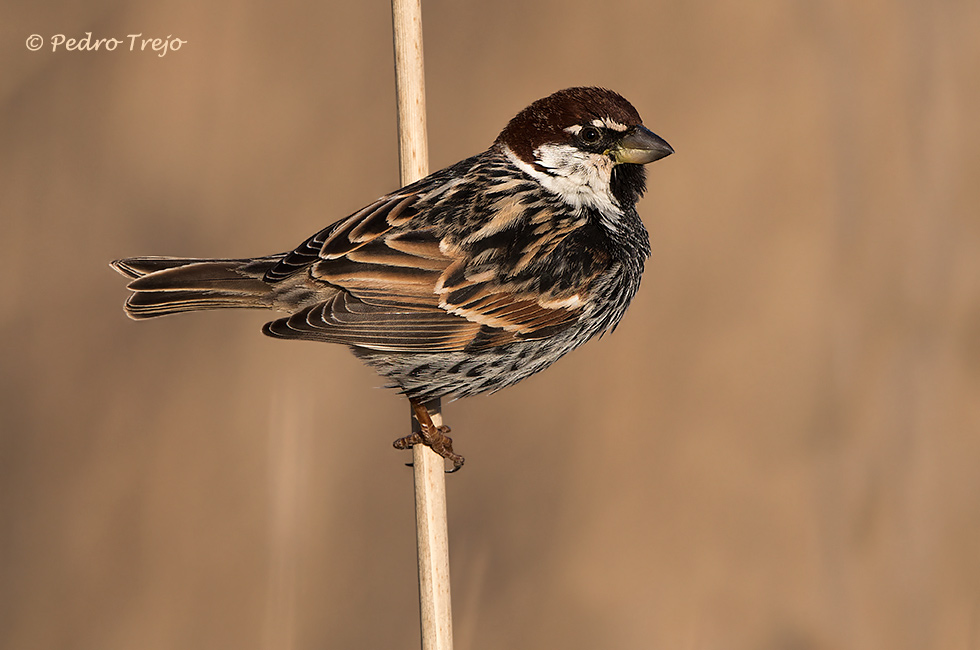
<box><xmin>612</xmin><ymin>125</ymin><xmax>674</xmax><ymax>164</ymax></box>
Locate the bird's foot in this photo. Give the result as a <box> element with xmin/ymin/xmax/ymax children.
<box><xmin>393</xmin><ymin>400</ymin><xmax>465</xmax><ymax>473</ymax></box>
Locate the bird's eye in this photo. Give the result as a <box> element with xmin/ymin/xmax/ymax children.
<box><xmin>579</xmin><ymin>126</ymin><xmax>602</xmax><ymax>144</ymax></box>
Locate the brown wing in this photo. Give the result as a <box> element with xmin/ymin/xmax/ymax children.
<box><xmin>264</xmin><ymin>155</ymin><xmax>607</xmax><ymax>352</ymax></box>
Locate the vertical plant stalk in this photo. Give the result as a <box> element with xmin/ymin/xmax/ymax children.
<box><xmin>391</xmin><ymin>2</ymin><xmax>454</xmax><ymax>649</ymax></box>
<box><xmin>392</xmin><ymin>0</ymin><xmax>429</xmax><ymax>185</ymax></box>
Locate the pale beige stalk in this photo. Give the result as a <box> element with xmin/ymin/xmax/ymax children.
<box><xmin>391</xmin><ymin>1</ymin><xmax>454</xmax><ymax>649</ymax></box>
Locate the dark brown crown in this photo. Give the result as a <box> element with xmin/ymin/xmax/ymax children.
<box><xmin>495</xmin><ymin>87</ymin><xmax>643</xmax><ymax>163</ymax></box>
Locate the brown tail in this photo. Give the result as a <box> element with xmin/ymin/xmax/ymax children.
<box><xmin>110</xmin><ymin>256</ymin><xmax>282</xmax><ymax>319</ymax></box>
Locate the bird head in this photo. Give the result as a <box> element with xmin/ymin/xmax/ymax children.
<box><xmin>495</xmin><ymin>87</ymin><xmax>673</xmax><ymax>214</ymax></box>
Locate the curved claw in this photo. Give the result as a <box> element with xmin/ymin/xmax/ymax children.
<box><xmin>392</xmin><ymin>399</ymin><xmax>467</xmax><ymax>472</ymax></box>
<box><xmin>393</xmin><ymin>432</ymin><xmax>423</xmax><ymax>450</ymax></box>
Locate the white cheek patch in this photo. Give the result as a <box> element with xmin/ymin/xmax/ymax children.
<box><xmin>503</xmin><ymin>144</ymin><xmax>624</xmax><ymax>228</ymax></box>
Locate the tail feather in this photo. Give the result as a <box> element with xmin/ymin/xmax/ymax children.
<box><xmin>110</xmin><ymin>256</ymin><xmax>282</xmax><ymax>319</ymax></box>
<box><xmin>110</xmin><ymin>257</ymin><xmax>219</xmax><ymax>279</ymax></box>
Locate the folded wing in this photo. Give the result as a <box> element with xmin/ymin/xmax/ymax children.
<box><xmin>264</xmin><ymin>161</ymin><xmax>604</xmax><ymax>353</ymax></box>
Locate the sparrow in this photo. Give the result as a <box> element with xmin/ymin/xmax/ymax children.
<box><xmin>111</xmin><ymin>87</ymin><xmax>673</xmax><ymax>470</ymax></box>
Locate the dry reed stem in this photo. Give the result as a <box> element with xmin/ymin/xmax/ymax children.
<box><xmin>391</xmin><ymin>1</ymin><xmax>454</xmax><ymax>649</ymax></box>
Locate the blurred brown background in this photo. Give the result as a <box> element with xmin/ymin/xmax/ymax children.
<box><xmin>3</xmin><ymin>0</ymin><xmax>978</xmax><ymax>648</ymax></box>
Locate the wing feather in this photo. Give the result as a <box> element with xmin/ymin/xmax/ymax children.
<box><xmin>262</xmin><ymin>151</ymin><xmax>609</xmax><ymax>352</ymax></box>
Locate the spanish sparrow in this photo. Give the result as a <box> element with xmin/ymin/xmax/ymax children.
<box><xmin>112</xmin><ymin>87</ymin><xmax>673</xmax><ymax>470</ymax></box>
